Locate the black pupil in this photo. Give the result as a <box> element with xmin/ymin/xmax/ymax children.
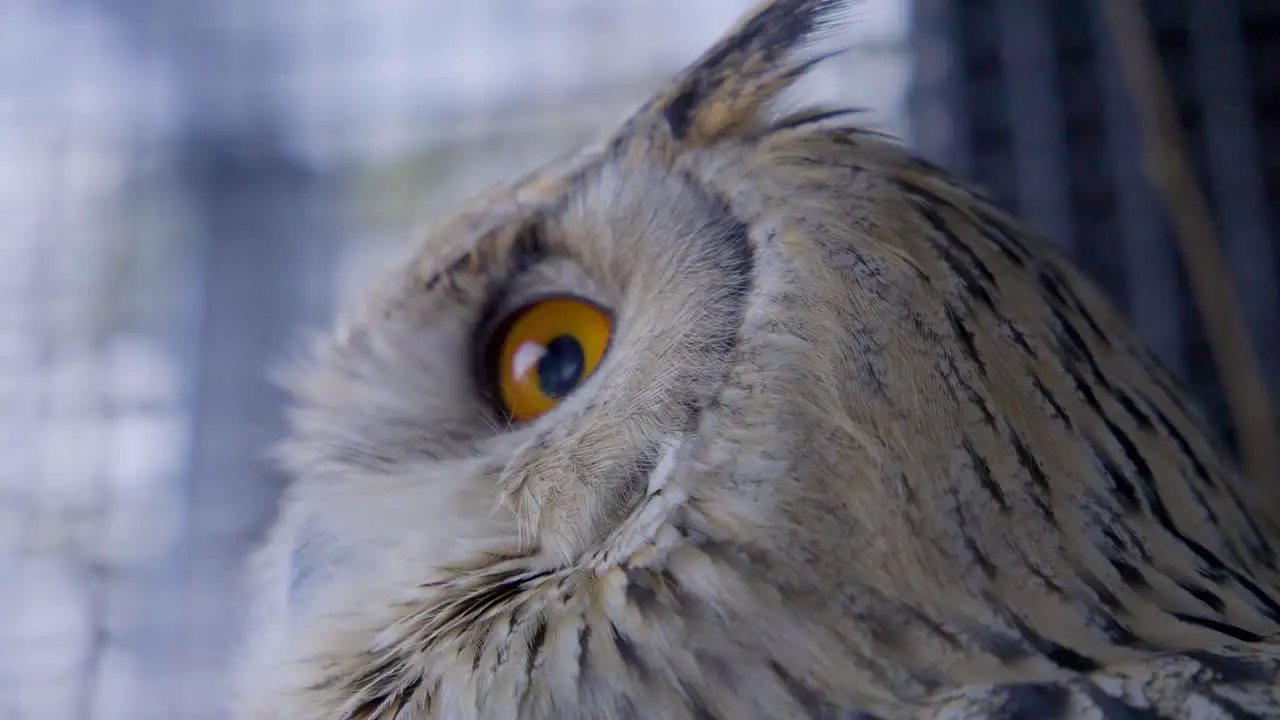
<box><xmin>537</xmin><ymin>335</ymin><xmax>586</xmax><ymax>398</ymax></box>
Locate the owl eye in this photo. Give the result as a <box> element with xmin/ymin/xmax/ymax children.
<box><xmin>491</xmin><ymin>296</ymin><xmax>612</xmax><ymax>423</ymax></box>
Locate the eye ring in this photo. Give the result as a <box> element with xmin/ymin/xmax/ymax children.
<box><xmin>486</xmin><ymin>295</ymin><xmax>613</xmax><ymax>423</ymax></box>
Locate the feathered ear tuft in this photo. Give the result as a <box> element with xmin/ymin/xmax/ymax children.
<box><xmin>628</xmin><ymin>0</ymin><xmax>855</xmax><ymax>149</ymax></box>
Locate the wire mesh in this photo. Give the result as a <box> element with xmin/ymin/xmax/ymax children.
<box><xmin>0</xmin><ymin>1</ymin><xmax>914</xmax><ymax>718</ymax></box>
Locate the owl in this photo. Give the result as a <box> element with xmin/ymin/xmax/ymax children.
<box><xmin>232</xmin><ymin>1</ymin><xmax>1280</xmax><ymax>718</ymax></box>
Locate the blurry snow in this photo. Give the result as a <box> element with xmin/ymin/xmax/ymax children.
<box><xmin>274</xmin><ymin>0</ymin><xmax>913</xmax><ymax>163</ymax></box>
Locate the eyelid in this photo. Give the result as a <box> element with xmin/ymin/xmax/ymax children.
<box><xmin>475</xmin><ymin>255</ymin><xmax>605</xmax><ymax>347</ymax></box>
<box><xmin>483</xmin><ymin>292</ymin><xmax>615</xmax><ymax>373</ymax></box>
<box><xmin>474</xmin><ymin>262</ymin><xmax>554</xmax><ymax>345</ymax></box>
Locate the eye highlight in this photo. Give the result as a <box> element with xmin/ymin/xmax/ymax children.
<box><xmin>491</xmin><ymin>296</ymin><xmax>612</xmax><ymax>423</ymax></box>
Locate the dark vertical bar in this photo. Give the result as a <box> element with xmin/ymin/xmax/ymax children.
<box><xmin>1088</xmin><ymin>0</ymin><xmax>1187</xmax><ymax>373</ymax></box>
<box><xmin>1187</xmin><ymin>0</ymin><xmax>1279</xmax><ymax>394</ymax></box>
<box><xmin>907</xmin><ymin>0</ymin><xmax>973</xmax><ymax>174</ymax></box>
<box><xmin>1240</xmin><ymin>1</ymin><xmax>1280</xmax><ymax>280</ymax></box>
<box><xmin>994</xmin><ymin>0</ymin><xmax>1075</xmax><ymax>253</ymax></box>
<box><xmin>172</xmin><ymin>136</ymin><xmax>341</xmax><ymax>717</ymax></box>
<box><xmin>1050</xmin><ymin>2</ymin><xmax>1133</xmax><ymax>307</ymax></box>
<box><xmin>119</xmin><ymin>2</ymin><xmax>344</xmax><ymax>714</ymax></box>
<box><xmin>959</xmin><ymin>0</ymin><xmax>1018</xmax><ymax>210</ymax></box>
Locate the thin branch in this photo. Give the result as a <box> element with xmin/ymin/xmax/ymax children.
<box><xmin>1100</xmin><ymin>0</ymin><xmax>1279</xmax><ymax>496</ymax></box>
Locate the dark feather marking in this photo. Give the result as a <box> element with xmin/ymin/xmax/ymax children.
<box><xmin>1182</xmin><ymin>477</ymin><xmax>1224</xmax><ymax>535</ymax></box>
<box><xmin>972</xmin><ymin>207</ymin><xmax>1035</xmax><ymax>264</ymax></box>
<box><xmin>978</xmin><ymin>216</ymin><xmax>1031</xmax><ymax>268</ymax></box>
<box><xmin>1067</xmin><ymin>364</ymin><xmax>1105</xmax><ymax>414</ymax></box>
<box><xmin>974</xmin><ymin>625</ymin><xmax>1035</xmax><ymax>663</ymax></box>
<box><xmin>966</xmin><ymin>533</ymin><xmax>999</xmax><ymax>579</ymax></box>
<box><xmin>964</xmin><ymin>439</ymin><xmax>1010</xmax><ymax>512</ymax></box>
<box><xmin>1010</xmin><ymin>433</ymin><xmax>1050</xmax><ymax>492</ymax></box>
<box><xmin>770</xmin><ymin>660</ymin><xmax>860</xmax><ymax>719</ymax></box>
<box><xmin>1086</xmin><ymin>577</ymin><xmax>1124</xmax><ymax>611</ymax></box>
<box><xmin>1037</xmin><ymin>268</ymin><xmax>1069</xmax><ymax>308</ymax></box>
<box><xmin>1099</xmin><ymin>406</ymin><xmax>1239</xmax><ymax>585</ymax></box>
<box><xmin>625</xmin><ymin>567</ymin><xmax>660</xmax><ymax>613</ymax></box>
<box><xmin>490</xmin><ymin>605</ymin><xmax>522</xmax><ymax>669</ymax></box>
<box><xmin>432</xmin><ymin>568</ymin><xmax>543</xmax><ymax>635</ymax></box>
<box><xmin>1053</xmin><ymin>307</ymin><xmax>1108</xmax><ymax>390</ymax></box>
<box><xmin>1147</xmin><ymin>401</ymin><xmax>1217</xmax><ymax>490</ymax></box>
<box><xmin>907</xmin><ymin>153</ymin><xmax>956</xmax><ymax>180</ymax></box>
<box><xmin>1037</xmin><ymin>263</ymin><xmax>1110</xmax><ymax>347</ymax></box>
<box><xmin>682</xmin><ymin>685</ymin><xmax>720</xmax><ymax>720</ymax></box>
<box><xmin>938</xmin><ymin>245</ymin><xmax>995</xmax><ymax>311</ymax></box>
<box><xmin>769</xmin><ymin>107</ymin><xmax>867</xmax><ymax>132</ymax></box>
<box><xmin>1003</xmin><ymin>318</ymin><xmax>1035</xmax><ymax>354</ymax></box>
<box><xmin>897</xmin><ymin>471</ymin><xmax>919</xmax><ymax>507</ymax></box>
<box><xmin>1090</xmin><ymin>610</ymin><xmax>1142</xmax><ymax>647</ymax></box>
<box><xmin>918</xmin><ymin>203</ymin><xmax>998</xmax><ymax>306</ymax></box>
<box><xmin>526</xmin><ymin>617</ymin><xmax>548</xmax><ymax>676</ymax></box>
<box><xmin>1033</xmin><ymin>376</ymin><xmax>1073</xmax><ymax>430</ymax></box>
<box><xmin>1122</xmin><ymin>530</ymin><xmax>1158</xmax><ymax>573</ymax></box>
<box><xmin>1104</xmin><ymin>402</ymin><xmax>1280</xmax><ymax>619</ymax></box>
<box><xmin>1024</xmin><ymin>559</ymin><xmax>1070</xmax><ymax>599</ymax></box>
<box><xmin>912</xmin><ymin>180</ymin><xmax>1035</xmax><ymax>268</ymax></box>
<box><xmin>341</xmin><ymin>645</ymin><xmax>439</xmax><ymax>719</ymax></box>
<box><xmin>1224</xmin><ymin>571</ymin><xmax>1280</xmax><ymax>622</ymax></box>
<box><xmin>1169</xmin><ymin>613</ymin><xmax>1266</xmax><ymax>642</ymax></box>
<box><xmin>664</xmin><ymin>87</ymin><xmax>700</xmax><ymax>140</ymax></box>
<box><xmin>350</xmin><ymin>689</ymin><xmax>412</xmax><ymax>720</ymax></box>
<box><xmin>955</xmin><ymin>372</ymin><xmax>997</xmax><ymax>428</ymax></box>
<box><xmin>927</xmin><ymin>208</ymin><xmax>999</xmax><ymax>289</ymax></box>
<box><xmin>1095</xmin><ymin>445</ymin><xmax>1141</xmax><ymax>512</ymax></box>
<box><xmin>576</xmin><ymin>621</ymin><xmax>591</xmax><ymax>687</ymax></box>
<box><xmin>1081</xmin><ymin>572</ymin><xmax>1143</xmax><ymax>647</ymax></box>
<box><xmin>860</xmin><ymin>357</ymin><xmax>889</xmax><ymax>397</ymax></box>
<box><xmin>1179</xmin><ymin>480</ymin><xmax>1242</xmax><ymax>570</ymax></box>
<box><xmin>1143</xmin><ymin>353</ymin><xmax>1199</xmax><ymax>419</ymax></box>
<box><xmin>1177</xmin><ymin>581</ymin><xmax>1227</xmax><ymax>613</ymax></box>
<box><xmin>906</xmin><ymin>601</ymin><xmax>966</xmax><ymax>652</ymax></box>
<box><xmin>687</xmin><ymin>696</ymin><xmax>720</xmax><ymax>720</ymax></box>
<box><xmin>610</xmin><ymin>622</ymin><xmax>645</xmax><ymax>677</ymax></box>
<box><xmin>898</xmin><ymin>183</ymin><xmax>1029</xmax><ymax>268</ymax></box>
<box><xmin>515</xmin><ymin>617</ymin><xmax>549</xmax><ymax>717</ymax></box>
<box><xmin>1109</xmin><ymin>556</ymin><xmax>1148</xmax><ymax>587</ymax></box>
<box><xmin>511</xmin><ymin>222</ymin><xmax>546</xmax><ymax>270</ymax></box>
<box><xmin>825</xmin><ymin>124</ymin><xmax>901</xmax><ymax>144</ymax></box>
<box><xmin>1010</xmin><ymin>432</ymin><xmax>1056</xmax><ymax>526</ymax></box>
<box><xmin>1221</xmin><ymin>484</ymin><xmax>1278</xmax><ymax>569</ymax></box>
<box><xmin>658</xmin><ymin>0</ymin><xmax>845</xmax><ymax>139</ymax></box>
<box><xmin>1115</xmin><ymin>390</ymin><xmax>1154</xmax><ymax>431</ymax></box>
<box><xmin>1007</xmin><ymin>612</ymin><xmax>1101</xmax><ymax>672</ymax></box>
<box><xmin>658</xmin><ymin>567</ymin><xmax>684</xmax><ymax>600</ymax></box>
<box><xmin>945</xmin><ymin>303</ymin><xmax>987</xmax><ymax>376</ymax></box>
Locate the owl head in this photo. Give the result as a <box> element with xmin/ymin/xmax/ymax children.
<box><xmin>232</xmin><ymin>0</ymin><xmax>871</xmax><ymax>709</ymax></box>
<box><xmin>233</xmin><ymin>0</ymin><xmax>1263</xmax><ymax>717</ymax></box>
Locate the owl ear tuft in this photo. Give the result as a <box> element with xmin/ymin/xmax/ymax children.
<box><xmin>628</xmin><ymin>0</ymin><xmax>853</xmax><ymax>149</ymax></box>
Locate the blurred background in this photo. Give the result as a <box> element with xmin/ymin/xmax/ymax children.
<box><xmin>0</xmin><ymin>0</ymin><xmax>1275</xmax><ymax>718</ymax></box>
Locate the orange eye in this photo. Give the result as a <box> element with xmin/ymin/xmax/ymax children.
<box><xmin>492</xmin><ymin>296</ymin><xmax>612</xmax><ymax>423</ymax></box>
